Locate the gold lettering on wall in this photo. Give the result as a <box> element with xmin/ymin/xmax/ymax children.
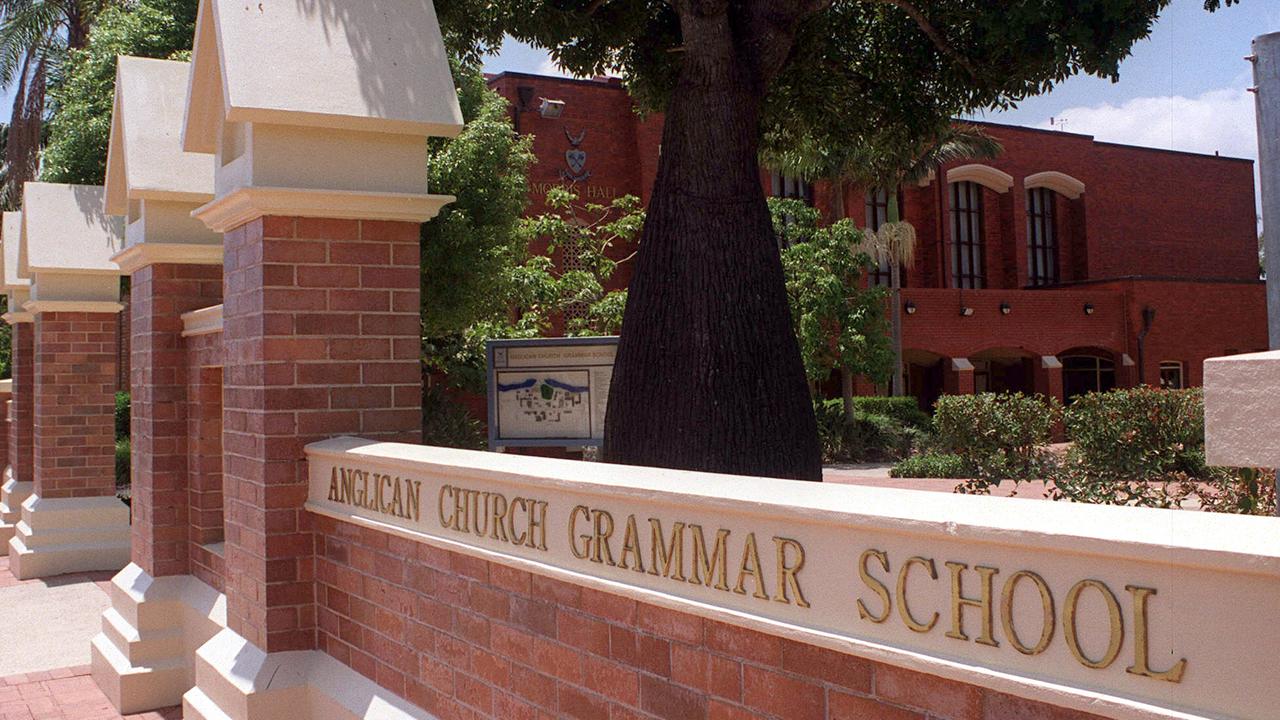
<box><xmin>327</xmin><ymin>467</ymin><xmax>421</xmax><ymax>522</ymax></box>
<box><xmin>1124</xmin><ymin>586</ymin><xmax>1187</xmax><ymax>683</ymax></box>
<box><xmin>438</xmin><ymin>485</ymin><xmax>548</xmax><ymax>552</ymax></box>
<box><xmin>854</xmin><ymin>550</ymin><xmax>1186</xmax><ymax>684</ymax></box>
<box><xmin>1001</xmin><ymin>570</ymin><xmax>1055</xmax><ymax>656</ymax></box>
<box><xmin>1064</xmin><ymin>579</ymin><xmax>1124</xmax><ymax>670</ymax></box>
<box><xmin>568</xmin><ymin>506</ymin><xmax>809</xmax><ymax>609</ymax></box>
<box><xmin>857</xmin><ymin>549</ymin><xmax>891</xmax><ymax>623</ymax></box>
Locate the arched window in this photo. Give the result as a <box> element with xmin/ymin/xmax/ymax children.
<box><xmin>950</xmin><ymin>181</ymin><xmax>985</xmax><ymax>289</ymax></box>
<box><xmin>865</xmin><ymin>189</ymin><xmax>905</xmax><ymax>287</ymax></box>
<box><xmin>1026</xmin><ymin>187</ymin><xmax>1059</xmax><ymax>286</ymax></box>
<box><xmin>1062</xmin><ymin>355</ymin><xmax>1116</xmax><ymax>403</ymax></box>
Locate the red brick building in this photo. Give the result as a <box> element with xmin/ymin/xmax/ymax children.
<box><xmin>488</xmin><ymin>71</ymin><xmax>1267</xmax><ymax>408</ymax></box>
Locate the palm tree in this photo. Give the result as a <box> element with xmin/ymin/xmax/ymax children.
<box><xmin>0</xmin><ymin>0</ymin><xmax>114</xmax><ymax>208</ymax></box>
<box><xmin>765</xmin><ymin>123</ymin><xmax>1002</xmax><ymax>419</ymax></box>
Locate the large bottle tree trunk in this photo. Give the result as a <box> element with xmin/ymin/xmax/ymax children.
<box><xmin>603</xmin><ymin>1</ymin><xmax>824</xmax><ymax>481</ymax></box>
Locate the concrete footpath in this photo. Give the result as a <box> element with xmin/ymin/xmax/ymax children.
<box><xmin>0</xmin><ymin>556</ymin><xmax>177</xmax><ymax>719</ymax></box>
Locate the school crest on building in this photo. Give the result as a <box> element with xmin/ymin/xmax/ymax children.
<box><xmin>561</xmin><ymin>127</ymin><xmax>591</xmax><ymax>182</ymax></box>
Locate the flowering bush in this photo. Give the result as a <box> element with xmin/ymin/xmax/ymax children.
<box><xmin>931</xmin><ymin>392</ymin><xmax>1061</xmax><ymax>491</ymax></box>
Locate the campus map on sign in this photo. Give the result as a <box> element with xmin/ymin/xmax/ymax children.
<box><xmin>486</xmin><ymin>337</ymin><xmax>618</xmax><ymax>449</ymax></box>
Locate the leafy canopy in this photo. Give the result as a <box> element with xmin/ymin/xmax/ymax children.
<box><xmin>41</xmin><ymin>0</ymin><xmax>199</xmax><ymax>184</ymax></box>
<box><xmin>771</xmin><ymin>198</ymin><xmax>893</xmax><ymax>388</ymax></box>
<box><xmin>444</xmin><ymin>0</ymin><xmax>1236</xmax><ymax>171</ymax></box>
<box><xmin>426</xmin><ymin>185</ymin><xmax>643</xmax><ymax>395</ymax></box>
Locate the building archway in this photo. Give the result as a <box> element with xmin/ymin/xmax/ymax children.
<box><xmin>904</xmin><ymin>349</ymin><xmax>946</xmax><ymax>411</ymax></box>
<box><xmin>1059</xmin><ymin>348</ymin><xmax>1118</xmax><ymax>402</ymax></box>
<box><xmin>946</xmin><ymin>164</ymin><xmax>1014</xmax><ymax>194</ymax></box>
<box><xmin>971</xmin><ymin>348</ymin><xmax>1036</xmax><ymax>395</ymax></box>
<box><xmin>1024</xmin><ymin>170</ymin><xmax>1085</xmax><ymax>200</ymax></box>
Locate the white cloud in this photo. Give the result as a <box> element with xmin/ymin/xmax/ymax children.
<box><xmin>1034</xmin><ymin>86</ymin><xmax>1257</xmax><ymax>162</ymax></box>
<box><xmin>1036</xmin><ymin>86</ymin><xmax>1262</xmax><ymax>224</ymax></box>
<box><xmin>536</xmin><ymin>56</ymin><xmax>576</xmax><ymax>78</ymax></box>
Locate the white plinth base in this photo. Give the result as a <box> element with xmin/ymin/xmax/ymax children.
<box><xmin>183</xmin><ymin>628</ymin><xmax>435</xmax><ymax>720</ymax></box>
<box><xmin>0</xmin><ymin>470</ymin><xmax>32</xmax><ymax>544</ymax></box>
<box><xmin>1205</xmin><ymin>349</ymin><xmax>1280</xmax><ymax>468</ymax></box>
<box><xmin>91</xmin><ymin>564</ymin><xmax>225</xmax><ymax>714</ymax></box>
<box><xmin>7</xmin><ymin>494</ymin><xmax>130</xmax><ymax>579</ymax></box>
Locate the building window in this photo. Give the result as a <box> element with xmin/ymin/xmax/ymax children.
<box><xmin>866</xmin><ymin>189</ymin><xmax>891</xmax><ymax>286</ymax></box>
<box><xmin>950</xmin><ymin>181</ymin><xmax>985</xmax><ymax>289</ymax></box>
<box><xmin>770</xmin><ymin>171</ymin><xmax>814</xmax><ymax>205</ymax></box>
<box><xmin>1026</xmin><ymin>187</ymin><xmax>1059</xmax><ymax>286</ymax></box>
<box><xmin>1062</xmin><ymin>355</ymin><xmax>1116</xmax><ymax>403</ymax></box>
<box><xmin>1159</xmin><ymin>361</ymin><xmax>1184</xmax><ymax>390</ymax></box>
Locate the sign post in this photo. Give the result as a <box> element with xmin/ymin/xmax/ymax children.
<box><xmin>485</xmin><ymin>336</ymin><xmax>618</xmax><ymax>451</ymax></box>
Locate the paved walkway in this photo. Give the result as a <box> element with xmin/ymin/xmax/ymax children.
<box><xmin>0</xmin><ymin>557</ymin><xmax>179</xmax><ymax>719</ymax></box>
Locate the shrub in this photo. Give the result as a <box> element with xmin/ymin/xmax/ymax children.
<box><xmin>890</xmin><ymin>452</ymin><xmax>969</xmax><ymax>479</ymax></box>
<box><xmin>422</xmin><ymin>385</ymin><xmax>487</xmax><ymax>450</ymax></box>
<box><xmin>115</xmin><ymin>436</ymin><xmax>131</xmax><ymax>494</ymax></box>
<box><xmin>932</xmin><ymin>392</ymin><xmax>1060</xmax><ymax>489</ymax></box>
<box><xmin>814</xmin><ymin>399</ymin><xmax>925</xmax><ymax>462</ymax></box>
<box><xmin>850</xmin><ymin>396</ymin><xmax>930</xmax><ymax>430</ymax></box>
<box><xmin>115</xmin><ymin>391</ymin><xmax>130</xmax><ymax>441</ymax></box>
<box><xmin>1050</xmin><ymin>387</ymin><xmax>1275</xmax><ymax>513</ymax></box>
<box><xmin>1063</xmin><ymin>387</ymin><xmax>1204</xmax><ymax>480</ymax></box>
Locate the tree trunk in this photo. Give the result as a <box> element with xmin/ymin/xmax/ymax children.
<box><xmin>888</xmin><ymin>193</ymin><xmax>905</xmax><ymax>397</ymax></box>
<box><xmin>841</xmin><ymin>369</ymin><xmax>855</xmax><ymax>424</ymax></box>
<box><xmin>834</xmin><ymin>175</ymin><xmax>855</xmax><ymax>424</ymax></box>
<box><xmin>603</xmin><ymin>7</ymin><xmax>822</xmax><ymax>481</ymax></box>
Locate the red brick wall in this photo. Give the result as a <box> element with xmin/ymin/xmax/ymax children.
<box><xmin>313</xmin><ymin>513</ymin><xmax>1107</xmax><ymax>720</ymax></box>
<box><xmin>221</xmin><ymin>216</ymin><xmax>422</xmax><ymax>653</ymax></box>
<box><xmin>187</xmin><ymin>331</ymin><xmax>225</xmax><ymax>593</ymax></box>
<box><xmin>484</xmin><ymin>75</ymin><xmax>1265</xmax><ymax>394</ymax></box>
<box><xmin>129</xmin><ymin>263</ymin><xmax>223</xmax><ymax>578</ymax></box>
<box><xmin>32</xmin><ymin>311</ymin><xmax>118</xmax><ymax>499</ymax></box>
<box><xmin>9</xmin><ymin>323</ymin><xmax>33</xmax><ymax>484</ymax></box>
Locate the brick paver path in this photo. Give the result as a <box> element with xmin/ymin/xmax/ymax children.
<box><xmin>0</xmin><ymin>558</ymin><xmax>180</xmax><ymax>719</ymax></box>
<box><xmin>0</xmin><ymin>667</ymin><xmax>180</xmax><ymax>719</ymax></box>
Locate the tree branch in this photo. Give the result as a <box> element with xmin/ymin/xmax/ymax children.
<box><xmin>870</xmin><ymin>0</ymin><xmax>978</xmax><ymax>78</ymax></box>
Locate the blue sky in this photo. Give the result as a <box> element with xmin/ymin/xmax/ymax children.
<box><xmin>484</xmin><ymin>0</ymin><xmax>1280</xmax><ymax>168</ymax></box>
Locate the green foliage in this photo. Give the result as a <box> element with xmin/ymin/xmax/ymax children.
<box><xmin>773</xmin><ymin>198</ymin><xmax>893</xmax><ymax>388</ymax></box>
<box><xmin>932</xmin><ymin>392</ymin><xmax>1061</xmax><ymax>491</ymax></box>
<box><xmin>454</xmin><ymin>1</ymin><xmax>1216</xmax><ymax>169</ymax></box>
<box><xmin>422</xmin><ymin>60</ymin><xmax>536</xmax><ymax>339</ymax></box>
<box><xmin>114</xmin><ymin>390</ymin><xmax>129</xmax><ymax>441</ymax></box>
<box><xmin>427</xmin><ymin>186</ymin><xmax>642</xmax><ymax>395</ymax></box>
<box><xmin>849</xmin><ymin>396</ymin><xmax>930</xmax><ymax>430</ymax></box>
<box><xmin>1063</xmin><ymin>387</ymin><xmax>1205</xmax><ymax>480</ymax></box>
<box><xmin>1197</xmin><ymin>467</ymin><xmax>1277</xmax><ymax>516</ymax></box>
<box><xmin>115</xmin><ymin>436</ymin><xmax>130</xmax><ymax>489</ymax></box>
<box><xmin>890</xmin><ymin>452</ymin><xmax>970</xmax><ymax>480</ymax></box>
<box><xmin>41</xmin><ymin>0</ymin><xmax>200</xmax><ymax>184</ymax></box>
<box><xmin>0</xmin><ymin>294</ymin><xmax>9</xmax><ymax>378</ymax></box>
<box><xmin>421</xmin><ymin>385</ymin><xmax>487</xmax><ymax>451</ymax></box>
<box><xmin>813</xmin><ymin>398</ymin><xmax>922</xmax><ymax>463</ymax></box>
<box><xmin>1049</xmin><ymin>387</ymin><xmax>1224</xmax><ymax>509</ymax></box>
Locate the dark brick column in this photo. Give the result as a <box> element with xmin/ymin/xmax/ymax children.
<box><xmin>221</xmin><ymin>216</ymin><xmax>421</xmax><ymax>652</ymax></box>
<box><xmin>32</xmin><ymin>311</ymin><xmax>119</xmax><ymax>499</ymax></box>
<box><xmin>129</xmin><ymin>263</ymin><xmax>223</xmax><ymax>577</ymax></box>
<box><xmin>9</xmin><ymin>323</ymin><xmax>33</xmax><ymax>484</ymax></box>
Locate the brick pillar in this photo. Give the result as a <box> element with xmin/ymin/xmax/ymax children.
<box><xmin>1033</xmin><ymin>356</ymin><xmax>1065</xmax><ymax>402</ymax></box>
<box><xmin>0</xmin><ymin>322</ymin><xmax>34</xmax><ymax>537</ymax></box>
<box><xmin>9</xmin><ymin>323</ymin><xmax>33</xmax><ymax>483</ymax></box>
<box><xmin>943</xmin><ymin>357</ymin><xmax>975</xmax><ymax>396</ymax></box>
<box><xmin>32</xmin><ymin>311</ymin><xmax>120</xmax><ymax>499</ymax></box>
<box><xmin>188</xmin><ymin>350</ymin><xmax>225</xmax><ymax>591</ymax></box>
<box><xmin>130</xmin><ymin>264</ymin><xmax>223</xmax><ymax>578</ymax></box>
<box><xmin>221</xmin><ymin>216</ymin><xmax>421</xmax><ymax>653</ymax></box>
